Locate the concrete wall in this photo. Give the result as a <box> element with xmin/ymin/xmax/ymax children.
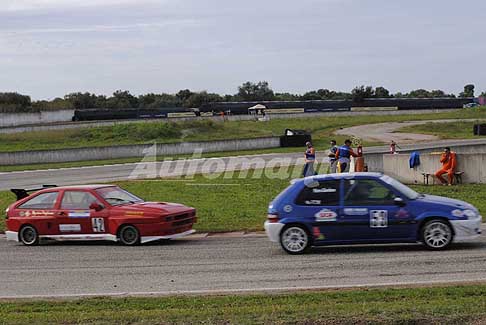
<box><xmin>0</xmin><ymin>110</ymin><xmax>74</xmax><ymax>128</ymax></box>
<box><xmin>362</xmin><ymin>139</ymin><xmax>486</xmax><ymax>174</ymax></box>
<box><xmin>0</xmin><ymin>137</ymin><xmax>281</xmax><ymax>165</ymax></box>
<box><xmin>384</xmin><ymin>153</ymin><xmax>486</xmax><ymax>184</ymax></box>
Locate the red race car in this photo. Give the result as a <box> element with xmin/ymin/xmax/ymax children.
<box><xmin>5</xmin><ymin>184</ymin><xmax>196</xmax><ymax>246</ymax></box>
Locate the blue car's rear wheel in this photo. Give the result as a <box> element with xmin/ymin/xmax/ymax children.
<box><xmin>421</xmin><ymin>219</ymin><xmax>453</xmax><ymax>250</ymax></box>
<box><xmin>280</xmin><ymin>225</ymin><xmax>311</xmax><ymax>254</ymax></box>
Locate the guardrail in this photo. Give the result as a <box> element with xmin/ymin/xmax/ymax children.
<box><xmin>0</xmin><ymin>108</ymin><xmax>459</xmax><ymax>134</ymax></box>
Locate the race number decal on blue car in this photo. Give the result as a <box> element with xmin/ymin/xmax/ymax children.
<box><xmin>370</xmin><ymin>210</ymin><xmax>388</xmax><ymax>228</ymax></box>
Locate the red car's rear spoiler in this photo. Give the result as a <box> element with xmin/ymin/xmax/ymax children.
<box><xmin>10</xmin><ymin>185</ymin><xmax>57</xmax><ymax>201</ymax></box>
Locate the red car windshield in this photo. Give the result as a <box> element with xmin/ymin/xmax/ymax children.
<box><xmin>96</xmin><ymin>187</ymin><xmax>144</xmax><ymax>206</ymax></box>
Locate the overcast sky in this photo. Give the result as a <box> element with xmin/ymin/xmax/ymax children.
<box><xmin>1</xmin><ymin>0</ymin><xmax>485</xmax><ymax>99</ymax></box>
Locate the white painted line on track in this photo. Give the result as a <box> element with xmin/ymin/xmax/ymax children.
<box><xmin>2</xmin><ymin>278</ymin><xmax>486</xmax><ymax>300</ymax></box>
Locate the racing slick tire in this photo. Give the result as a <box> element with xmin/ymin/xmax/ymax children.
<box><xmin>280</xmin><ymin>225</ymin><xmax>311</xmax><ymax>255</ymax></box>
<box><xmin>421</xmin><ymin>219</ymin><xmax>453</xmax><ymax>250</ymax></box>
<box><xmin>118</xmin><ymin>225</ymin><xmax>140</xmax><ymax>246</ymax></box>
<box><xmin>19</xmin><ymin>225</ymin><xmax>40</xmax><ymax>246</ymax></box>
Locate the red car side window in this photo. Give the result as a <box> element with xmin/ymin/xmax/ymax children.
<box><xmin>18</xmin><ymin>192</ymin><xmax>59</xmax><ymax>210</ymax></box>
<box><xmin>60</xmin><ymin>191</ymin><xmax>99</xmax><ymax>210</ymax></box>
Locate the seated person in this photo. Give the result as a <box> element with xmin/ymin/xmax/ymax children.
<box><xmin>435</xmin><ymin>147</ymin><xmax>457</xmax><ymax>186</ymax></box>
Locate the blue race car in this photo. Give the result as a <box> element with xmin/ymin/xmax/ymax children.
<box><xmin>265</xmin><ymin>173</ymin><xmax>482</xmax><ymax>254</ymax></box>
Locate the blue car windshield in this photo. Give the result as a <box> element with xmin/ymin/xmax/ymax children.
<box><xmin>380</xmin><ymin>175</ymin><xmax>419</xmax><ymax>200</ymax></box>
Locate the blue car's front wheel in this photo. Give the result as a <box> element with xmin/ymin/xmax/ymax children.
<box><xmin>421</xmin><ymin>219</ymin><xmax>453</xmax><ymax>250</ymax></box>
<box><xmin>280</xmin><ymin>225</ymin><xmax>311</xmax><ymax>254</ymax></box>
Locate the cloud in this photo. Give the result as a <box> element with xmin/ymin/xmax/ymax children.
<box><xmin>2</xmin><ymin>0</ymin><xmax>161</xmax><ymax>12</ymax></box>
<box><xmin>2</xmin><ymin>20</ymin><xmax>199</xmax><ymax>34</ymax></box>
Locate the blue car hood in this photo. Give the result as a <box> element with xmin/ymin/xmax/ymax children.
<box><xmin>417</xmin><ymin>194</ymin><xmax>475</xmax><ymax>210</ymax></box>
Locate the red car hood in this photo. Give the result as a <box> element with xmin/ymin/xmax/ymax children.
<box><xmin>113</xmin><ymin>201</ymin><xmax>193</xmax><ymax>215</ymax></box>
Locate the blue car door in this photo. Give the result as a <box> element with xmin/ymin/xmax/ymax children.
<box><xmin>339</xmin><ymin>178</ymin><xmax>414</xmax><ymax>241</ymax></box>
<box><xmin>293</xmin><ymin>179</ymin><xmax>343</xmax><ymax>242</ymax></box>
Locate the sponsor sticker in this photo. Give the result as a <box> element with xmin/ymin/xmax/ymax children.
<box><xmin>59</xmin><ymin>224</ymin><xmax>81</xmax><ymax>232</ymax></box>
<box><xmin>124</xmin><ymin>211</ymin><xmax>144</xmax><ymax>216</ymax></box>
<box><xmin>343</xmin><ymin>208</ymin><xmax>368</xmax><ymax>215</ymax></box>
<box><xmin>395</xmin><ymin>208</ymin><xmax>410</xmax><ymax>219</ymax></box>
<box><xmin>370</xmin><ymin>210</ymin><xmax>388</xmax><ymax>228</ymax></box>
<box><xmin>305</xmin><ymin>200</ymin><xmax>321</xmax><ymax>205</ymax></box>
<box><xmin>283</xmin><ymin>205</ymin><xmax>293</xmax><ymax>213</ymax></box>
<box><xmin>20</xmin><ymin>210</ymin><xmax>54</xmax><ymax>217</ymax></box>
<box><xmin>312</xmin><ymin>188</ymin><xmax>337</xmax><ymax>193</ymax></box>
<box><xmin>68</xmin><ymin>211</ymin><xmax>91</xmax><ymax>218</ymax></box>
<box><xmin>315</xmin><ymin>209</ymin><xmax>337</xmax><ymax>222</ymax></box>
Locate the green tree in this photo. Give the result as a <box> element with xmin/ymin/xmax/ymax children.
<box><xmin>0</xmin><ymin>92</ymin><xmax>32</xmax><ymax>112</ymax></box>
<box><xmin>184</xmin><ymin>91</ymin><xmax>223</xmax><ymax>108</ymax></box>
<box><xmin>374</xmin><ymin>87</ymin><xmax>390</xmax><ymax>98</ymax></box>
<box><xmin>138</xmin><ymin>93</ymin><xmax>181</xmax><ymax>108</ymax></box>
<box><xmin>105</xmin><ymin>90</ymin><xmax>138</xmax><ymax>109</ymax></box>
<box><xmin>176</xmin><ymin>89</ymin><xmax>193</xmax><ymax>102</ymax></box>
<box><xmin>32</xmin><ymin>98</ymin><xmax>73</xmax><ymax>110</ymax></box>
<box><xmin>64</xmin><ymin>92</ymin><xmax>106</xmax><ymax>109</ymax></box>
<box><xmin>237</xmin><ymin>81</ymin><xmax>275</xmax><ymax>101</ymax></box>
<box><xmin>407</xmin><ymin>89</ymin><xmax>430</xmax><ymax>98</ymax></box>
<box><xmin>459</xmin><ymin>84</ymin><xmax>475</xmax><ymax>98</ymax></box>
<box><xmin>274</xmin><ymin>92</ymin><xmax>301</xmax><ymax>101</ymax></box>
<box><xmin>301</xmin><ymin>91</ymin><xmax>321</xmax><ymax>100</ymax></box>
<box><xmin>352</xmin><ymin>86</ymin><xmax>374</xmax><ymax>103</ymax></box>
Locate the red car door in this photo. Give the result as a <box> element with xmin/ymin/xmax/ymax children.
<box><xmin>58</xmin><ymin>190</ymin><xmax>107</xmax><ymax>236</ymax></box>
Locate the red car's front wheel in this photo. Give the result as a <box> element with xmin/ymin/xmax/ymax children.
<box><xmin>118</xmin><ymin>225</ymin><xmax>140</xmax><ymax>246</ymax></box>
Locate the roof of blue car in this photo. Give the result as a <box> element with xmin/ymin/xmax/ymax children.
<box><xmin>301</xmin><ymin>172</ymin><xmax>384</xmax><ymax>182</ymax></box>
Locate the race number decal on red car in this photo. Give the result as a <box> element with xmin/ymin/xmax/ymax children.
<box><xmin>91</xmin><ymin>218</ymin><xmax>105</xmax><ymax>233</ymax></box>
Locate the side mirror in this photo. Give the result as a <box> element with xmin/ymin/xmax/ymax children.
<box><xmin>89</xmin><ymin>202</ymin><xmax>104</xmax><ymax>211</ymax></box>
<box><xmin>394</xmin><ymin>197</ymin><xmax>406</xmax><ymax>207</ymax></box>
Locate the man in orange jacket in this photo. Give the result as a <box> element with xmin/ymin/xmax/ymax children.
<box><xmin>435</xmin><ymin>147</ymin><xmax>457</xmax><ymax>185</ymax></box>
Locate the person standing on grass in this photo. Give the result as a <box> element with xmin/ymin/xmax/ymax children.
<box><xmin>435</xmin><ymin>147</ymin><xmax>457</xmax><ymax>186</ymax></box>
<box><xmin>303</xmin><ymin>141</ymin><xmax>316</xmax><ymax>177</ymax></box>
<box><xmin>328</xmin><ymin>140</ymin><xmax>338</xmax><ymax>173</ymax></box>
<box><xmin>335</xmin><ymin>139</ymin><xmax>359</xmax><ymax>173</ymax></box>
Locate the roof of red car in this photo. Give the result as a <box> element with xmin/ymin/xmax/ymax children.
<box><xmin>41</xmin><ymin>184</ymin><xmax>116</xmax><ymax>191</ymax></box>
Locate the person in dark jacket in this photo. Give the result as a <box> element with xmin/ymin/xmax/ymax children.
<box><xmin>335</xmin><ymin>139</ymin><xmax>359</xmax><ymax>173</ymax></box>
<box><xmin>328</xmin><ymin>140</ymin><xmax>338</xmax><ymax>173</ymax></box>
<box><xmin>303</xmin><ymin>141</ymin><xmax>316</xmax><ymax>177</ymax></box>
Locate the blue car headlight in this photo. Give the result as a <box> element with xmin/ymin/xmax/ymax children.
<box><xmin>463</xmin><ymin>209</ymin><xmax>477</xmax><ymax>219</ymax></box>
<box><xmin>452</xmin><ymin>209</ymin><xmax>478</xmax><ymax>219</ymax></box>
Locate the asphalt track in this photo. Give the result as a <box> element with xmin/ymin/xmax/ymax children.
<box><xmin>1</xmin><ymin>228</ymin><xmax>486</xmax><ymax>299</ymax></box>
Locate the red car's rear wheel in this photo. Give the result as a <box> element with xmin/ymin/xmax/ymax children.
<box><xmin>19</xmin><ymin>225</ymin><xmax>39</xmax><ymax>246</ymax></box>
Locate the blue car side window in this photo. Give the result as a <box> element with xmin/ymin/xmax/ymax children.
<box><xmin>295</xmin><ymin>180</ymin><xmax>340</xmax><ymax>206</ymax></box>
<box><xmin>344</xmin><ymin>179</ymin><xmax>395</xmax><ymax>206</ymax></box>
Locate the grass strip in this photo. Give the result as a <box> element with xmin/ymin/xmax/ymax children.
<box><xmin>397</xmin><ymin>120</ymin><xmax>486</xmax><ymax>140</ymax></box>
<box><xmin>1</xmin><ymin>169</ymin><xmax>485</xmax><ymax>233</ymax></box>
<box><xmin>1</xmin><ymin>109</ymin><xmax>485</xmax><ymax>153</ymax></box>
<box><xmin>2</xmin><ymin>285</ymin><xmax>486</xmax><ymax>324</ymax></box>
